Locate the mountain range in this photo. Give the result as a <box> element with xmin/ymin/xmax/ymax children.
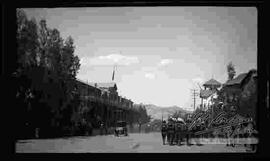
<box><xmin>144</xmin><ymin>104</ymin><xmax>193</xmax><ymax>121</ymax></box>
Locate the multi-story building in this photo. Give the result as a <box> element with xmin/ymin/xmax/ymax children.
<box><xmin>75</xmin><ymin>79</ymin><xmax>134</xmax><ymax>128</ymax></box>
<box><xmin>200</xmin><ymin>78</ymin><xmax>222</xmax><ymax>111</ymax></box>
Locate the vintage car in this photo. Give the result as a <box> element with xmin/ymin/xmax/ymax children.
<box><xmin>114</xmin><ymin>121</ymin><xmax>128</xmax><ymax>136</ymax></box>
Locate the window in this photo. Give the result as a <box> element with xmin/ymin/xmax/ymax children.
<box><xmin>228</xmin><ymin>94</ymin><xmax>233</xmax><ymax>103</ymax></box>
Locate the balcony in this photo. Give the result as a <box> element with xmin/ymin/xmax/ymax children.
<box><xmin>80</xmin><ymin>95</ymin><xmax>131</xmax><ymax>110</ymax></box>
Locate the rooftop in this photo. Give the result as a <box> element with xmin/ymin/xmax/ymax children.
<box><xmin>200</xmin><ymin>89</ymin><xmax>216</xmax><ymax>99</ymax></box>
<box><xmin>89</xmin><ymin>82</ymin><xmax>117</xmax><ymax>89</ymax></box>
<box><xmin>224</xmin><ymin>73</ymin><xmax>248</xmax><ymax>86</ymax></box>
<box><xmin>203</xmin><ymin>78</ymin><xmax>221</xmax><ymax>87</ymax></box>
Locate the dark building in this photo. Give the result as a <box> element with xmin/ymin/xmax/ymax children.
<box><xmin>75</xmin><ymin>79</ymin><xmax>135</xmax><ymax>130</ymax></box>
<box><xmin>221</xmin><ymin>69</ymin><xmax>257</xmax><ymax>119</ymax></box>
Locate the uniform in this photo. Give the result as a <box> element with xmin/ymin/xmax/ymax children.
<box><xmin>174</xmin><ymin>122</ymin><xmax>182</xmax><ymax>145</ymax></box>
<box><xmin>161</xmin><ymin>122</ymin><xmax>167</xmax><ymax>145</ymax></box>
<box><xmin>185</xmin><ymin>124</ymin><xmax>191</xmax><ymax>145</ymax></box>
<box><xmin>167</xmin><ymin>121</ymin><xmax>175</xmax><ymax>145</ymax></box>
<box><xmin>185</xmin><ymin>118</ymin><xmax>192</xmax><ymax>146</ymax></box>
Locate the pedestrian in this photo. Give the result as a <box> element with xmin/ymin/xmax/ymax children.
<box><xmin>35</xmin><ymin>127</ymin><xmax>39</xmax><ymax>139</ymax></box>
<box><xmin>230</xmin><ymin>126</ymin><xmax>235</xmax><ymax>147</ymax></box>
<box><xmin>161</xmin><ymin>120</ymin><xmax>167</xmax><ymax>145</ymax></box>
<box><xmin>100</xmin><ymin>121</ymin><xmax>104</xmax><ymax>135</ymax></box>
<box><xmin>241</xmin><ymin>122</ymin><xmax>248</xmax><ymax>147</ymax></box>
<box><xmin>88</xmin><ymin>122</ymin><xmax>93</xmax><ymax>136</ymax></box>
<box><xmin>194</xmin><ymin>123</ymin><xmax>201</xmax><ymax>145</ymax></box>
<box><xmin>225</xmin><ymin>126</ymin><xmax>233</xmax><ymax>147</ymax></box>
<box><xmin>233</xmin><ymin>124</ymin><xmax>241</xmax><ymax>146</ymax></box>
<box><xmin>250</xmin><ymin>121</ymin><xmax>257</xmax><ymax>152</ymax></box>
<box><xmin>245</xmin><ymin>122</ymin><xmax>255</xmax><ymax>151</ymax></box>
<box><xmin>104</xmin><ymin>123</ymin><xmax>108</xmax><ymax>135</ymax></box>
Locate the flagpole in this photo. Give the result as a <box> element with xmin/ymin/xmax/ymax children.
<box><xmin>162</xmin><ymin>110</ymin><xmax>163</xmax><ymax>122</ymax></box>
<box><xmin>112</xmin><ymin>64</ymin><xmax>116</xmax><ymax>81</ymax></box>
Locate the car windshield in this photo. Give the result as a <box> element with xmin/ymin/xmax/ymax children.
<box><xmin>116</xmin><ymin>121</ymin><xmax>126</xmax><ymax>127</ymax></box>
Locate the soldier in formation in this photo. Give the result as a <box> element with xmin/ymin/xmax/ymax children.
<box><xmin>185</xmin><ymin>115</ymin><xmax>192</xmax><ymax>146</ymax></box>
<box><xmin>161</xmin><ymin>117</ymin><xmax>193</xmax><ymax>146</ymax></box>
<box><xmin>185</xmin><ymin>124</ymin><xmax>191</xmax><ymax>146</ymax></box>
<box><xmin>174</xmin><ymin>119</ymin><xmax>182</xmax><ymax>145</ymax></box>
<box><xmin>167</xmin><ymin>118</ymin><xmax>175</xmax><ymax>145</ymax></box>
<box><xmin>161</xmin><ymin>120</ymin><xmax>167</xmax><ymax>145</ymax></box>
<box><xmin>175</xmin><ymin>118</ymin><xmax>187</xmax><ymax>146</ymax></box>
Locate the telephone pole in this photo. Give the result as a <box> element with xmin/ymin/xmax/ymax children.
<box><xmin>190</xmin><ymin>89</ymin><xmax>199</xmax><ymax>111</ymax></box>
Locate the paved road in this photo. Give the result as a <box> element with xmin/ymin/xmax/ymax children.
<box><xmin>16</xmin><ymin>132</ymin><xmax>254</xmax><ymax>153</ymax></box>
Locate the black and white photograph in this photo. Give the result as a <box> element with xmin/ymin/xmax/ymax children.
<box><xmin>9</xmin><ymin>4</ymin><xmax>263</xmax><ymax>153</ymax></box>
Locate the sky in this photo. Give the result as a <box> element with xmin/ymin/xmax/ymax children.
<box><xmin>23</xmin><ymin>7</ymin><xmax>257</xmax><ymax>111</ymax></box>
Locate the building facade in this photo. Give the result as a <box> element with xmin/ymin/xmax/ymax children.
<box><xmin>200</xmin><ymin>78</ymin><xmax>222</xmax><ymax>111</ymax></box>
<box><xmin>75</xmin><ymin>79</ymin><xmax>135</xmax><ymax>130</ymax></box>
<box><xmin>221</xmin><ymin>69</ymin><xmax>257</xmax><ymax>119</ymax></box>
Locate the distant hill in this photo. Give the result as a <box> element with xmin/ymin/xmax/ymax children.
<box><xmin>144</xmin><ymin>104</ymin><xmax>193</xmax><ymax>121</ymax></box>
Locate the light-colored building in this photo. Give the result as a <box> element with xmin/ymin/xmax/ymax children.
<box><xmin>200</xmin><ymin>78</ymin><xmax>222</xmax><ymax>111</ymax></box>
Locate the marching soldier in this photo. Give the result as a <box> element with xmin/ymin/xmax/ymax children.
<box><xmin>161</xmin><ymin>120</ymin><xmax>167</xmax><ymax>145</ymax></box>
<box><xmin>167</xmin><ymin>118</ymin><xmax>175</xmax><ymax>145</ymax></box>
<box><xmin>184</xmin><ymin>123</ymin><xmax>191</xmax><ymax>146</ymax></box>
<box><xmin>174</xmin><ymin>119</ymin><xmax>180</xmax><ymax>145</ymax></box>
<box><xmin>166</xmin><ymin>118</ymin><xmax>171</xmax><ymax>144</ymax></box>
<box><xmin>175</xmin><ymin>118</ymin><xmax>183</xmax><ymax>146</ymax></box>
<box><xmin>185</xmin><ymin>115</ymin><xmax>192</xmax><ymax>146</ymax></box>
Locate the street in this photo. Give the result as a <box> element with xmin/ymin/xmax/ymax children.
<box><xmin>16</xmin><ymin>132</ymin><xmax>254</xmax><ymax>153</ymax></box>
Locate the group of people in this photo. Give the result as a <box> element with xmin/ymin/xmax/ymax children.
<box><xmin>161</xmin><ymin>118</ymin><xmax>191</xmax><ymax>146</ymax></box>
<box><xmin>160</xmin><ymin>114</ymin><xmax>257</xmax><ymax>152</ymax></box>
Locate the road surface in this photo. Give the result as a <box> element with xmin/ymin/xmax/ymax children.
<box><xmin>16</xmin><ymin>132</ymin><xmax>255</xmax><ymax>153</ymax></box>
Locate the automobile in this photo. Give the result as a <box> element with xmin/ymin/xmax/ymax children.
<box><xmin>114</xmin><ymin>121</ymin><xmax>128</xmax><ymax>136</ymax></box>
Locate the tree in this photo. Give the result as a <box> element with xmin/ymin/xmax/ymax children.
<box><xmin>132</xmin><ymin>104</ymin><xmax>151</xmax><ymax>124</ymax></box>
<box><xmin>15</xmin><ymin>9</ymin><xmax>81</xmax><ymax>138</ymax></box>
<box><xmin>227</xmin><ymin>61</ymin><xmax>236</xmax><ymax>81</ymax></box>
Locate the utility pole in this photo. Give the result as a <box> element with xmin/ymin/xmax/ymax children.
<box><xmin>197</xmin><ymin>83</ymin><xmax>203</xmax><ymax>110</ymax></box>
<box><xmin>190</xmin><ymin>89</ymin><xmax>199</xmax><ymax>111</ymax></box>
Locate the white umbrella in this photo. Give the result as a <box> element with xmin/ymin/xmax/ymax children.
<box><xmin>177</xmin><ymin>118</ymin><xmax>184</xmax><ymax>122</ymax></box>
<box><xmin>177</xmin><ymin>118</ymin><xmax>185</xmax><ymax>124</ymax></box>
